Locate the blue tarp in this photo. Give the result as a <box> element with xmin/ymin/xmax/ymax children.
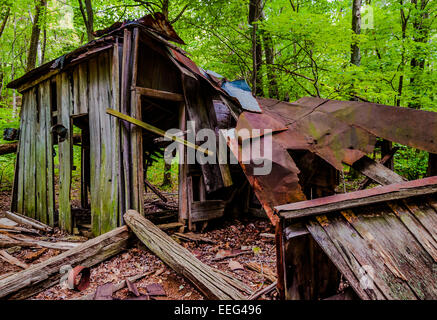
<box><xmin>221</xmin><ymin>80</ymin><xmax>262</xmax><ymax>113</ymax></box>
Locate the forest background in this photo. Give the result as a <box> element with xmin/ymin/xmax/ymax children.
<box><xmin>0</xmin><ymin>0</ymin><xmax>435</xmax><ymax>191</ymax></box>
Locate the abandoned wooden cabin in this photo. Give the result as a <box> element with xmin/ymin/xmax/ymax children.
<box><xmin>6</xmin><ymin>15</ymin><xmax>244</xmax><ymax>237</ymax></box>
<box><xmin>6</xmin><ymin>14</ymin><xmax>437</xmax><ymax>300</ymax></box>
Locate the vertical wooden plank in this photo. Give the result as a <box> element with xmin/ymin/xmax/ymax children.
<box><xmin>98</xmin><ymin>51</ymin><xmax>118</xmax><ymax>234</ymax></box>
<box><xmin>46</xmin><ymin>81</ymin><xmax>55</xmax><ymax>227</ymax></box>
<box><xmin>72</xmin><ymin>67</ymin><xmax>80</xmax><ymax>115</ymax></box>
<box><xmin>80</xmin><ymin>128</ymin><xmax>90</xmax><ymax>209</ymax></box>
<box><xmin>129</xmin><ymin>28</ymin><xmax>143</xmax><ymax>215</ymax></box>
<box><xmin>16</xmin><ymin>92</ymin><xmax>28</xmax><ymax>214</ymax></box>
<box><xmin>187</xmin><ymin>176</ymin><xmax>194</xmax><ymax>231</ymax></box>
<box><xmin>111</xmin><ymin>41</ymin><xmax>122</xmax><ymax>226</ymax></box>
<box><xmin>178</xmin><ymin>103</ymin><xmax>188</xmax><ymax>223</ymax></box>
<box><xmin>78</xmin><ymin>63</ymin><xmax>89</xmax><ymax>114</ymax></box>
<box><xmin>120</xmin><ymin>29</ymin><xmax>132</xmax><ymax>217</ymax></box>
<box><xmin>57</xmin><ymin>72</ymin><xmax>73</xmax><ymax>233</ymax></box>
<box><xmin>36</xmin><ymin>83</ymin><xmax>48</xmax><ymax>224</ymax></box>
<box><xmin>88</xmin><ymin>58</ymin><xmax>102</xmax><ymax>236</ymax></box>
<box><xmin>24</xmin><ymin>88</ymin><xmax>36</xmax><ymax>219</ymax></box>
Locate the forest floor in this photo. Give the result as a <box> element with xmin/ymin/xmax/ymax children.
<box><xmin>0</xmin><ymin>188</ymin><xmax>278</xmax><ymax>300</ymax></box>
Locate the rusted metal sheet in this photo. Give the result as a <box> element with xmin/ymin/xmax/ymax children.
<box><xmin>226</xmin><ymin>129</ymin><xmax>306</xmax><ymax>226</ymax></box>
<box><xmin>67</xmin><ymin>265</ymin><xmax>90</xmax><ymax>291</ymax></box>
<box><xmin>296</xmin><ymin>97</ymin><xmax>437</xmax><ymax>154</ymax></box>
<box><xmin>233</xmin><ymin>95</ymin><xmax>437</xmax><ymax>227</ymax></box>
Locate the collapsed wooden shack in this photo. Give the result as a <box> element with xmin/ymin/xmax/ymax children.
<box><xmin>6</xmin><ymin>15</ymin><xmax>243</xmax><ymax>237</ymax></box>
<box><xmin>230</xmin><ymin>97</ymin><xmax>437</xmax><ymax>300</ymax></box>
<box><xmin>6</xmin><ymin>14</ymin><xmax>437</xmax><ymax>300</ymax></box>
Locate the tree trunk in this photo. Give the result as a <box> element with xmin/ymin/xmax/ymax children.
<box><xmin>26</xmin><ymin>0</ymin><xmax>46</xmax><ymax>72</ymax></box>
<box><xmin>351</xmin><ymin>0</ymin><xmax>361</xmax><ymax>67</ymax></box>
<box><xmin>162</xmin><ymin>162</ymin><xmax>172</xmax><ymax>187</ymax></box>
<box><xmin>428</xmin><ymin>153</ymin><xmax>437</xmax><ymax>177</ymax></box>
<box><xmin>261</xmin><ymin>20</ymin><xmax>279</xmax><ymax>99</ymax></box>
<box><xmin>78</xmin><ymin>0</ymin><xmax>94</xmax><ymax>42</ymax></box>
<box><xmin>249</xmin><ymin>0</ymin><xmax>264</xmax><ymax>96</ymax></box>
<box><xmin>0</xmin><ymin>7</ymin><xmax>10</xmax><ymax>40</ymax></box>
<box><xmin>408</xmin><ymin>0</ymin><xmax>430</xmax><ymax>109</ymax></box>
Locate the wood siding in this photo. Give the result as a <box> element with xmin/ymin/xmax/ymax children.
<box><xmin>13</xmin><ymin>48</ymin><xmax>121</xmax><ymax>236</ymax></box>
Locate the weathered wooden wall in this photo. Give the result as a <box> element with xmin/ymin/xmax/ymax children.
<box><xmin>79</xmin><ymin>50</ymin><xmax>120</xmax><ymax>236</ymax></box>
<box><xmin>13</xmin><ymin>83</ymin><xmax>55</xmax><ymax>227</ymax></box>
<box><xmin>13</xmin><ymin>47</ymin><xmax>121</xmax><ymax>237</ymax></box>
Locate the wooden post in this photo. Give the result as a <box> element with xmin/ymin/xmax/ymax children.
<box><xmin>129</xmin><ymin>28</ymin><xmax>144</xmax><ymax>216</ymax></box>
<box><xmin>57</xmin><ymin>73</ymin><xmax>73</xmax><ymax>233</ymax></box>
<box><xmin>178</xmin><ymin>102</ymin><xmax>188</xmax><ymax>226</ymax></box>
<box><xmin>120</xmin><ymin>29</ymin><xmax>132</xmax><ymax>220</ymax></box>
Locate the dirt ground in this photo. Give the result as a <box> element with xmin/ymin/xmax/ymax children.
<box><xmin>0</xmin><ymin>188</ymin><xmax>278</xmax><ymax>300</ymax></box>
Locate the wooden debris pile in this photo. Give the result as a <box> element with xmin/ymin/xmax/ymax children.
<box><xmin>0</xmin><ymin>208</ymin><xmax>279</xmax><ymax>300</ymax></box>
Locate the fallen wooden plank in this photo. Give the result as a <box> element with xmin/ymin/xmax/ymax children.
<box><xmin>0</xmin><ymin>226</ymin><xmax>130</xmax><ymax>299</ymax></box>
<box><xmin>124</xmin><ymin>210</ymin><xmax>246</xmax><ymax>300</ymax></box>
<box><xmin>145</xmin><ymin>179</ymin><xmax>168</xmax><ymax>203</ymax></box>
<box><xmin>10</xmin><ymin>238</ymin><xmax>79</xmax><ymax>251</ymax></box>
<box><xmin>351</xmin><ymin>155</ymin><xmax>405</xmax><ymax>186</ymax></box>
<box><xmin>173</xmin><ymin>232</ymin><xmax>215</xmax><ymax>244</ymax></box>
<box><xmin>277</xmin><ymin>176</ymin><xmax>437</xmax><ymax>220</ymax></box>
<box><xmin>0</xmin><ymin>250</ymin><xmax>29</xmax><ymax>269</ymax></box>
<box><xmin>0</xmin><ymin>224</ymin><xmax>40</xmax><ymax>236</ymax></box>
<box><xmin>106</xmin><ymin>108</ymin><xmax>213</xmax><ymax>156</ymax></box>
<box><xmin>134</xmin><ymin>86</ymin><xmax>184</xmax><ymax>102</ymax></box>
<box><xmin>190</xmin><ymin>200</ymin><xmax>226</xmax><ymax>223</ymax></box>
<box><xmin>5</xmin><ymin>211</ymin><xmax>52</xmax><ymax>233</ymax></box>
<box><xmin>156</xmin><ymin>222</ymin><xmax>184</xmax><ymax>230</ymax></box>
<box><xmin>211</xmin><ymin>250</ymin><xmax>252</xmax><ymax>262</ymax></box>
<box><xmin>248</xmin><ymin>281</ymin><xmax>277</xmax><ymax>300</ymax></box>
<box><xmin>357</xmin><ymin>147</ymin><xmax>400</xmax><ymax>190</ymax></box>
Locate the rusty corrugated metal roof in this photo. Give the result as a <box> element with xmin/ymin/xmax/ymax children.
<box><xmin>231</xmin><ymin>97</ymin><xmax>437</xmax><ymax>225</ymax></box>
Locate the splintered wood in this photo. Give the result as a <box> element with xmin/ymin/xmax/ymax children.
<box><xmin>124</xmin><ymin>210</ymin><xmax>248</xmax><ymax>300</ymax></box>
<box><xmin>0</xmin><ymin>226</ymin><xmax>130</xmax><ymax>300</ymax></box>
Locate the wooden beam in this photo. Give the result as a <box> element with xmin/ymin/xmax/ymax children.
<box><xmin>134</xmin><ymin>86</ymin><xmax>184</xmax><ymax>102</ymax></box>
<box><xmin>190</xmin><ymin>200</ymin><xmax>225</xmax><ymax>223</ymax></box>
<box><xmin>0</xmin><ymin>226</ymin><xmax>130</xmax><ymax>300</ymax></box>
<box><xmin>5</xmin><ymin>211</ymin><xmax>52</xmax><ymax>233</ymax></box>
<box><xmin>277</xmin><ymin>176</ymin><xmax>437</xmax><ymax>220</ymax></box>
<box><xmin>350</xmin><ymin>155</ymin><xmax>405</xmax><ymax>186</ymax></box>
<box><xmin>106</xmin><ymin>108</ymin><xmax>213</xmax><ymax>156</ymax></box>
<box><xmin>123</xmin><ymin>210</ymin><xmax>247</xmax><ymax>300</ymax></box>
<box><xmin>144</xmin><ymin>179</ymin><xmax>168</xmax><ymax>203</ymax></box>
<box><xmin>357</xmin><ymin>147</ymin><xmax>400</xmax><ymax>190</ymax></box>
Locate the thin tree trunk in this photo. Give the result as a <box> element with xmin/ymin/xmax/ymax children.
<box><xmin>12</xmin><ymin>13</ymin><xmax>16</xmax><ymax>117</ymax></box>
<box><xmin>0</xmin><ymin>7</ymin><xmax>10</xmax><ymax>40</ymax></box>
<box><xmin>78</xmin><ymin>0</ymin><xmax>94</xmax><ymax>42</ymax></box>
<box><xmin>408</xmin><ymin>0</ymin><xmax>430</xmax><ymax>109</ymax></box>
<box><xmin>26</xmin><ymin>0</ymin><xmax>46</xmax><ymax>72</ymax></box>
<box><xmin>261</xmin><ymin>15</ymin><xmax>279</xmax><ymax>99</ymax></box>
<box><xmin>162</xmin><ymin>162</ymin><xmax>172</xmax><ymax>187</ymax></box>
<box><xmin>249</xmin><ymin>0</ymin><xmax>264</xmax><ymax>96</ymax></box>
<box><xmin>428</xmin><ymin>153</ymin><xmax>437</xmax><ymax>177</ymax></box>
<box><xmin>351</xmin><ymin>0</ymin><xmax>361</xmax><ymax>67</ymax></box>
